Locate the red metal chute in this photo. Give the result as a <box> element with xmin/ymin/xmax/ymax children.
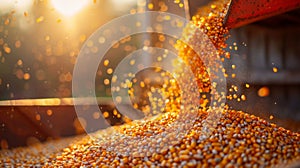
<box><xmin>224</xmin><ymin>0</ymin><xmax>300</xmax><ymax>28</ymax></box>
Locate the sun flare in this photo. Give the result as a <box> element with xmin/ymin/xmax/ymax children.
<box><xmin>51</xmin><ymin>0</ymin><xmax>89</xmax><ymax>17</ymax></box>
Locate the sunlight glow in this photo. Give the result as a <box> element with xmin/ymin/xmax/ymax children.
<box><xmin>51</xmin><ymin>0</ymin><xmax>89</xmax><ymax>17</ymax></box>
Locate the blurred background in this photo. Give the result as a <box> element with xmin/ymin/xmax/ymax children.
<box><xmin>224</xmin><ymin>6</ymin><xmax>300</xmax><ymax>133</ymax></box>
<box><xmin>0</xmin><ymin>0</ymin><xmax>299</xmax><ymax>149</ymax></box>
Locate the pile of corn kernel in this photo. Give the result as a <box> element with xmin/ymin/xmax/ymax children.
<box><xmin>1</xmin><ymin>0</ymin><xmax>300</xmax><ymax>167</ymax></box>
<box><xmin>0</xmin><ymin>110</ymin><xmax>299</xmax><ymax>167</ymax></box>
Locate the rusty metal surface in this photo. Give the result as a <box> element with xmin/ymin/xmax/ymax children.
<box><xmin>224</xmin><ymin>0</ymin><xmax>300</xmax><ymax>28</ymax></box>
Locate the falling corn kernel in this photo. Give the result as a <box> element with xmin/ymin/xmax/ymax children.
<box><xmin>140</xmin><ymin>81</ymin><xmax>145</xmax><ymax>88</ymax></box>
<box><xmin>225</xmin><ymin>52</ymin><xmax>230</xmax><ymax>58</ymax></box>
<box><xmin>130</xmin><ymin>59</ymin><xmax>135</xmax><ymax>65</ymax></box>
<box><xmin>15</xmin><ymin>41</ymin><xmax>21</xmax><ymax>48</ymax></box>
<box><xmin>35</xmin><ymin>114</ymin><xmax>41</xmax><ymax>121</ymax></box>
<box><xmin>93</xmin><ymin>112</ymin><xmax>100</xmax><ymax>119</ymax></box>
<box><xmin>103</xmin><ymin>59</ymin><xmax>109</xmax><ymax>66</ymax></box>
<box><xmin>241</xmin><ymin>94</ymin><xmax>246</xmax><ymax>101</ymax></box>
<box><xmin>231</xmin><ymin>73</ymin><xmax>236</xmax><ymax>78</ymax></box>
<box><xmin>232</xmin><ymin>85</ymin><xmax>238</xmax><ymax>92</ymax></box>
<box><xmin>258</xmin><ymin>86</ymin><xmax>270</xmax><ymax>97</ymax></box>
<box><xmin>17</xmin><ymin>59</ymin><xmax>23</xmax><ymax>66</ymax></box>
<box><xmin>113</xmin><ymin>109</ymin><xmax>118</xmax><ymax>116</ymax></box>
<box><xmin>245</xmin><ymin>83</ymin><xmax>250</xmax><ymax>88</ymax></box>
<box><xmin>174</xmin><ymin>0</ymin><xmax>180</xmax><ymax>4</ymax></box>
<box><xmin>269</xmin><ymin>115</ymin><xmax>274</xmax><ymax>120</ymax></box>
<box><xmin>46</xmin><ymin>109</ymin><xmax>53</xmax><ymax>116</ymax></box>
<box><xmin>104</xmin><ymin>79</ymin><xmax>110</xmax><ymax>85</ymax></box>
<box><xmin>148</xmin><ymin>3</ymin><xmax>154</xmax><ymax>9</ymax></box>
<box><xmin>111</xmin><ymin>75</ymin><xmax>117</xmax><ymax>83</ymax></box>
<box><xmin>116</xmin><ymin>96</ymin><xmax>122</xmax><ymax>103</ymax></box>
<box><xmin>3</xmin><ymin>44</ymin><xmax>11</xmax><ymax>54</ymax></box>
<box><xmin>273</xmin><ymin>67</ymin><xmax>278</xmax><ymax>73</ymax></box>
<box><xmin>36</xmin><ymin>16</ymin><xmax>44</xmax><ymax>23</ymax></box>
<box><xmin>23</xmin><ymin>73</ymin><xmax>31</xmax><ymax>80</ymax></box>
<box><xmin>103</xmin><ymin>111</ymin><xmax>109</xmax><ymax>118</ymax></box>
<box><xmin>117</xmin><ymin>114</ymin><xmax>121</xmax><ymax>118</ymax></box>
<box><xmin>106</xmin><ymin>68</ymin><xmax>113</xmax><ymax>75</ymax></box>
